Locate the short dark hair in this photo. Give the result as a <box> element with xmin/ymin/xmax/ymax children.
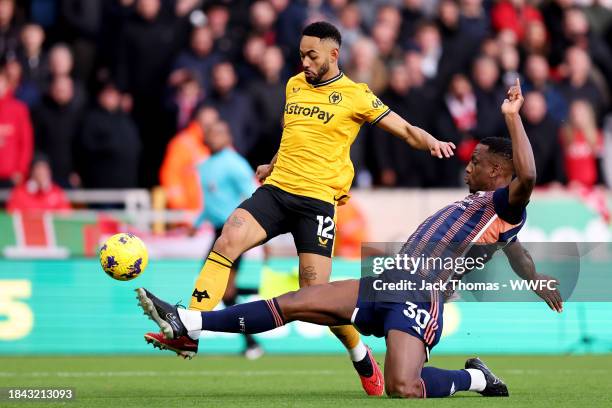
<box><xmin>302</xmin><ymin>21</ymin><xmax>342</xmax><ymax>47</ymax></box>
<box><xmin>480</xmin><ymin>137</ymin><xmax>513</xmax><ymax>161</ymax></box>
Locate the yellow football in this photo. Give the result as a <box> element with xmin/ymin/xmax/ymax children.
<box><xmin>99</xmin><ymin>233</ymin><xmax>148</xmax><ymax>281</ymax></box>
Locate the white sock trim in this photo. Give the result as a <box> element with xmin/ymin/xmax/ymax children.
<box><xmin>348</xmin><ymin>340</ymin><xmax>368</xmax><ymax>362</ymax></box>
<box><xmin>466</xmin><ymin>369</ymin><xmax>486</xmax><ymax>392</ymax></box>
<box><xmin>177</xmin><ymin>308</ymin><xmax>202</xmax><ymax>340</ymax></box>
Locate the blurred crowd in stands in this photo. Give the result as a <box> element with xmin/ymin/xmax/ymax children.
<box><xmin>2</xmin><ymin>0</ymin><xmax>612</xmax><ymax>213</ymax></box>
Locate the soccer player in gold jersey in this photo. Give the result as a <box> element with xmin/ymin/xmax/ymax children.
<box><xmin>144</xmin><ymin>21</ymin><xmax>455</xmax><ymax>396</ymax></box>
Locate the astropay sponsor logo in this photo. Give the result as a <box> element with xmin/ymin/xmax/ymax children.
<box><xmin>284</xmin><ymin>103</ymin><xmax>334</xmax><ymax>124</ymax></box>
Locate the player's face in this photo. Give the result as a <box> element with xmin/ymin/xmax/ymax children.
<box><xmin>465</xmin><ymin>144</ymin><xmax>494</xmax><ymax>193</ymax></box>
<box><xmin>299</xmin><ymin>36</ymin><xmax>336</xmax><ymax>84</ymax></box>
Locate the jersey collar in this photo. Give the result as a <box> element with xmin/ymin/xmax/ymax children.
<box><xmin>312</xmin><ymin>71</ymin><xmax>344</xmax><ymax>88</ymax></box>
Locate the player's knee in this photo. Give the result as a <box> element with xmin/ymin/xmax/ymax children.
<box><xmin>213</xmin><ymin>229</ymin><xmax>245</xmax><ymax>258</ymax></box>
<box><xmin>212</xmin><ymin>233</ymin><xmax>233</xmax><ymax>255</ymax></box>
<box><xmin>385</xmin><ymin>378</ymin><xmax>422</xmax><ymax>399</ymax></box>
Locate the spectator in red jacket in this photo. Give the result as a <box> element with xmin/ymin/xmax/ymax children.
<box><xmin>491</xmin><ymin>0</ymin><xmax>543</xmax><ymax>41</ymax></box>
<box><xmin>6</xmin><ymin>154</ymin><xmax>71</xmax><ymax>212</ymax></box>
<box><xmin>0</xmin><ymin>67</ymin><xmax>32</xmax><ymax>187</ymax></box>
<box><xmin>561</xmin><ymin>99</ymin><xmax>603</xmax><ymax>188</ymax></box>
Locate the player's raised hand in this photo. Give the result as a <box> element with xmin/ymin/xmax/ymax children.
<box><xmin>533</xmin><ymin>273</ymin><xmax>563</xmax><ymax>313</ymax></box>
<box><xmin>501</xmin><ymin>77</ymin><xmax>524</xmax><ymax>115</ymax></box>
<box><xmin>255</xmin><ymin>164</ymin><xmax>273</xmax><ymax>182</ymax></box>
<box><xmin>428</xmin><ymin>139</ymin><xmax>456</xmax><ymax>159</ymax></box>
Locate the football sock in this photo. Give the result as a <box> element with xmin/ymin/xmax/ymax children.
<box><xmin>177</xmin><ymin>308</ymin><xmax>203</xmax><ymax>340</ymax></box>
<box><xmin>465</xmin><ymin>369</ymin><xmax>486</xmax><ymax>392</ymax></box>
<box><xmin>189</xmin><ymin>251</ymin><xmax>233</xmax><ymax>311</ymax></box>
<box><xmin>244</xmin><ymin>333</ymin><xmax>258</xmax><ymax>348</ymax></box>
<box><xmin>352</xmin><ymin>353</ymin><xmax>374</xmax><ymax>377</ymax></box>
<box><xmin>200</xmin><ymin>298</ymin><xmax>284</xmax><ymax>334</ymax></box>
<box><xmin>224</xmin><ymin>294</ymin><xmax>258</xmax><ymax>348</ymax></box>
<box><xmin>330</xmin><ymin>325</ymin><xmax>362</xmax><ymax>356</ymax></box>
<box><xmin>420</xmin><ymin>367</ymin><xmax>471</xmax><ymax>398</ymax></box>
<box><xmin>330</xmin><ymin>326</ymin><xmax>372</xmax><ymax>377</ymax></box>
<box><xmin>348</xmin><ymin>341</ymin><xmax>368</xmax><ymax>362</ymax></box>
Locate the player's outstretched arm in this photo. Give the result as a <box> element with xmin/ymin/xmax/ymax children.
<box><xmin>375</xmin><ymin>111</ymin><xmax>456</xmax><ymax>159</ymax></box>
<box><xmin>502</xmin><ymin>78</ymin><xmax>536</xmax><ymax>207</ymax></box>
<box><xmin>503</xmin><ymin>241</ymin><xmax>563</xmax><ymax>313</ymax></box>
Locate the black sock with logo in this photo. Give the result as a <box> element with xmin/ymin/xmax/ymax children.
<box><xmin>352</xmin><ymin>354</ymin><xmax>374</xmax><ymax>377</ymax></box>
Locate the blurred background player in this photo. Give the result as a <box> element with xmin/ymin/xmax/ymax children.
<box><xmin>148</xmin><ymin>119</ymin><xmax>263</xmax><ymax>359</ymax></box>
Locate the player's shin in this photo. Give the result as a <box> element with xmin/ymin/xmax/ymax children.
<box><xmin>189</xmin><ymin>251</ymin><xmax>233</xmax><ymax>311</ymax></box>
<box><xmin>330</xmin><ymin>325</ymin><xmax>364</xmax><ymax>357</ymax></box>
<box><xmin>420</xmin><ymin>367</ymin><xmax>476</xmax><ymax>398</ymax></box>
<box><xmin>178</xmin><ymin>298</ymin><xmax>285</xmax><ymax>339</ymax></box>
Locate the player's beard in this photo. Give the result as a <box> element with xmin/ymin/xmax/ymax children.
<box><xmin>305</xmin><ymin>61</ymin><xmax>330</xmax><ymax>84</ymax></box>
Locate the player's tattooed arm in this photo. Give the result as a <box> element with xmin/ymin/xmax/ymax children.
<box><xmin>502</xmin><ymin>78</ymin><xmax>536</xmax><ymax>207</ymax></box>
<box><xmin>375</xmin><ymin>111</ymin><xmax>456</xmax><ymax>159</ymax></box>
<box><xmin>503</xmin><ymin>241</ymin><xmax>563</xmax><ymax>313</ymax></box>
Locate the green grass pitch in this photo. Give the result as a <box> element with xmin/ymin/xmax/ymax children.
<box><xmin>1</xmin><ymin>355</ymin><xmax>611</xmax><ymax>407</ymax></box>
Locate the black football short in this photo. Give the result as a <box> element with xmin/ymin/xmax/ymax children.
<box><xmin>238</xmin><ymin>184</ymin><xmax>336</xmax><ymax>257</ymax></box>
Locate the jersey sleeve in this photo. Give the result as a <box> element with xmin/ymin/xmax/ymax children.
<box><xmin>353</xmin><ymin>84</ymin><xmax>391</xmax><ymax>125</ymax></box>
<box><xmin>493</xmin><ymin>186</ymin><xmax>527</xmax><ymax>242</ymax></box>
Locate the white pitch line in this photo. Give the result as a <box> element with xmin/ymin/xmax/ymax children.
<box><xmin>502</xmin><ymin>369</ymin><xmax>609</xmax><ymax>375</ymax></box>
<box><xmin>2</xmin><ymin>368</ymin><xmax>607</xmax><ymax>378</ymax></box>
<box><xmin>0</xmin><ymin>369</ymin><xmax>340</xmax><ymax>378</ymax></box>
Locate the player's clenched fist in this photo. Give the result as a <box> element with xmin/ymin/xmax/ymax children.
<box><xmin>256</xmin><ymin>164</ymin><xmax>273</xmax><ymax>182</ymax></box>
<box><xmin>501</xmin><ymin>77</ymin><xmax>524</xmax><ymax>115</ymax></box>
